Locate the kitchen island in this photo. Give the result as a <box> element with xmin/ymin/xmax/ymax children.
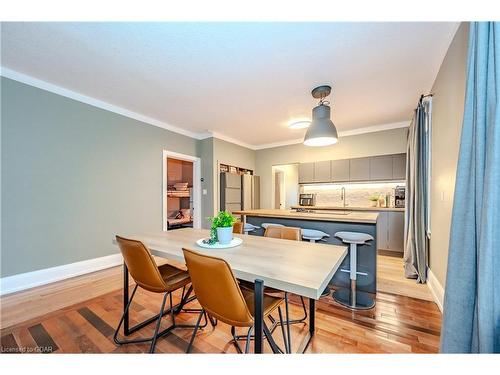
<box><xmin>233</xmin><ymin>209</ymin><xmax>379</xmax><ymax>295</ymax></box>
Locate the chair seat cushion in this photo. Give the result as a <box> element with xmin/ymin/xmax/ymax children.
<box><xmin>238</xmin><ymin>280</ymin><xmax>283</xmax><ymax>296</ymax></box>
<box><xmin>158</xmin><ymin>263</ymin><xmax>191</xmax><ymax>291</ymax></box>
<box><xmin>334</xmin><ymin>231</ymin><xmax>374</xmax><ymax>244</ymax></box>
<box><xmin>241</xmin><ymin>288</ymin><xmax>283</xmax><ymax>317</ymax></box>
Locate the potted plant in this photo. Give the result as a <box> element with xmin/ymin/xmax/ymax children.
<box><xmin>208</xmin><ymin>211</ymin><xmax>237</xmax><ymax>245</ymax></box>
<box><xmin>368</xmin><ymin>196</ymin><xmax>379</xmax><ymax>207</ymax></box>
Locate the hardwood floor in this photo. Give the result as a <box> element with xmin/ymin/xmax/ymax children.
<box><xmin>0</xmin><ymin>283</ymin><xmax>441</xmax><ymax>354</ymax></box>
<box><xmin>377</xmin><ymin>253</ymin><xmax>433</xmax><ymax>301</ymax></box>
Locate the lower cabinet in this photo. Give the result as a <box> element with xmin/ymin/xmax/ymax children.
<box><xmin>374</xmin><ymin>211</ymin><xmax>405</xmax><ymax>253</ymax></box>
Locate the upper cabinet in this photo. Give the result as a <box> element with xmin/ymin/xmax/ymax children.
<box><xmin>392</xmin><ymin>153</ymin><xmax>407</xmax><ymax>180</ymax></box>
<box><xmin>349</xmin><ymin>157</ymin><xmax>370</xmax><ymax>181</ymax></box>
<box><xmin>331</xmin><ymin>159</ymin><xmax>350</xmax><ymax>182</ymax></box>
<box><xmin>298</xmin><ymin>162</ymin><xmax>315</xmax><ymax>183</ymax></box>
<box><xmin>298</xmin><ymin>153</ymin><xmax>407</xmax><ymax>184</ymax></box>
<box><xmin>313</xmin><ymin>160</ymin><xmax>331</xmax><ymax>182</ymax></box>
<box><xmin>370</xmin><ymin>155</ymin><xmax>393</xmax><ymax>180</ymax></box>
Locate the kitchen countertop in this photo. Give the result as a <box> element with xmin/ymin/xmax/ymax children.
<box><xmin>291</xmin><ymin>205</ymin><xmax>405</xmax><ymax>212</ymax></box>
<box><xmin>233</xmin><ymin>209</ymin><xmax>378</xmax><ymax>224</ymax></box>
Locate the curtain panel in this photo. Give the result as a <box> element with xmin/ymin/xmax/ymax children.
<box><xmin>441</xmin><ymin>22</ymin><xmax>500</xmax><ymax>353</ymax></box>
<box><xmin>404</xmin><ymin>99</ymin><xmax>431</xmax><ymax>282</ymax></box>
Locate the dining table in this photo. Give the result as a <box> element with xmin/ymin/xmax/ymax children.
<box><xmin>113</xmin><ymin>228</ymin><xmax>347</xmax><ymax>353</ymax></box>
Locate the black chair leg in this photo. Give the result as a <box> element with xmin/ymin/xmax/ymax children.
<box><xmin>278</xmin><ymin>306</ymin><xmax>289</xmax><ymax>353</ymax></box>
<box><xmin>284</xmin><ymin>293</ymin><xmax>292</xmax><ymax>352</ymax></box>
<box><xmin>149</xmin><ymin>292</ymin><xmax>169</xmax><ymax>353</ymax></box>
<box><xmin>113</xmin><ymin>284</ymin><xmax>140</xmax><ymax>345</ymax></box>
<box><xmin>244</xmin><ymin>326</ymin><xmax>254</xmax><ymax>354</ymax></box>
<box><xmin>186</xmin><ymin>309</ymin><xmax>205</xmax><ymax>353</ymax></box>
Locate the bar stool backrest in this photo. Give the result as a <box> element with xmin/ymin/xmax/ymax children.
<box><xmin>264</xmin><ymin>226</ymin><xmax>301</xmax><ymax>241</ymax></box>
<box><xmin>233</xmin><ymin>221</ymin><xmax>244</xmax><ymax>234</ymax></box>
<box><xmin>115</xmin><ymin>236</ymin><xmax>167</xmax><ymax>293</ymax></box>
<box><xmin>182</xmin><ymin>248</ymin><xmax>254</xmax><ymax>327</ymax></box>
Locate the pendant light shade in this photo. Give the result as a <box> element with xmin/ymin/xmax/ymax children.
<box><xmin>303</xmin><ymin>85</ymin><xmax>339</xmax><ymax>147</ymax></box>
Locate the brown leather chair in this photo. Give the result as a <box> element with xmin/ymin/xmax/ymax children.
<box><xmin>182</xmin><ymin>248</ymin><xmax>288</xmax><ymax>353</ymax></box>
<box><xmin>114</xmin><ymin>236</ymin><xmax>205</xmax><ymax>353</ymax></box>
<box><xmin>233</xmin><ymin>221</ymin><xmax>244</xmax><ymax>234</ymax></box>
<box><xmin>239</xmin><ymin>225</ymin><xmax>307</xmax><ymax>353</ymax></box>
<box><xmin>263</xmin><ymin>225</ymin><xmax>302</xmax><ymax>240</ymax></box>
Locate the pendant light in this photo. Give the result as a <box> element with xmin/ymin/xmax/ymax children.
<box><xmin>303</xmin><ymin>85</ymin><xmax>339</xmax><ymax>146</ymax></box>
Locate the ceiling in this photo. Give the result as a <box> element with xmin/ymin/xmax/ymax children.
<box><xmin>1</xmin><ymin>22</ymin><xmax>459</xmax><ymax>148</ymax></box>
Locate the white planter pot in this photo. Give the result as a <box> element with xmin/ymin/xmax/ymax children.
<box><xmin>216</xmin><ymin>227</ymin><xmax>233</xmax><ymax>245</ymax></box>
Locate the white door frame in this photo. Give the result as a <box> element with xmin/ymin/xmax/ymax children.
<box><xmin>163</xmin><ymin>150</ymin><xmax>202</xmax><ymax>231</ymax></box>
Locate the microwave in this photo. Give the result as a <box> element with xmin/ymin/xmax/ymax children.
<box><xmin>299</xmin><ymin>193</ymin><xmax>316</xmax><ymax>206</ymax></box>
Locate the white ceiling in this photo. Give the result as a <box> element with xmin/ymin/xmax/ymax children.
<box><xmin>1</xmin><ymin>22</ymin><xmax>459</xmax><ymax>148</ymax></box>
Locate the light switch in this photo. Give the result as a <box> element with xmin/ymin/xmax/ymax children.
<box><xmin>441</xmin><ymin>191</ymin><xmax>445</xmax><ymax>201</ymax></box>
<box><xmin>203</xmin><ymin>189</ymin><xmax>207</xmax><ymax>195</ymax></box>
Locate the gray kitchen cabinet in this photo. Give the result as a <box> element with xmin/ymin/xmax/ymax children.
<box><xmin>349</xmin><ymin>157</ymin><xmax>370</xmax><ymax>181</ymax></box>
<box><xmin>314</xmin><ymin>160</ymin><xmax>331</xmax><ymax>182</ymax></box>
<box><xmin>376</xmin><ymin>211</ymin><xmax>389</xmax><ymax>250</ymax></box>
<box><xmin>298</xmin><ymin>162</ymin><xmax>315</xmax><ymax>183</ymax></box>
<box><xmin>392</xmin><ymin>153</ymin><xmax>407</xmax><ymax>180</ymax></box>
<box><xmin>361</xmin><ymin>210</ymin><xmax>404</xmax><ymax>253</ymax></box>
<box><xmin>331</xmin><ymin>159</ymin><xmax>350</xmax><ymax>182</ymax></box>
<box><xmin>370</xmin><ymin>155</ymin><xmax>394</xmax><ymax>180</ymax></box>
<box><xmin>388</xmin><ymin>211</ymin><xmax>405</xmax><ymax>252</ymax></box>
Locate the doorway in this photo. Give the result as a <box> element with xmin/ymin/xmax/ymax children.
<box><xmin>162</xmin><ymin>151</ymin><xmax>201</xmax><ymax>231</ymax></box>
<box><xmin>271</xmin><ymin>164</ymin><xmax>299</xmax><ymax>210</ymax></box>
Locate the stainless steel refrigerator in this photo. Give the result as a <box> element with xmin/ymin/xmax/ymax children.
<box><xmin>220</xmin><ymin>172</ymin><xmax>260</xmax><ymax>213</ymax></box>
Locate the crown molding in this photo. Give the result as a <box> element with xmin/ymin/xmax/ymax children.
<box><xmin>209</xmin><ymin>131</ymin><xmax>256</xmax><ymax>150</ymax></box>
<box><xmin>2</xmin><ymin>67</ymin><xmax>409</xmax><ymax>150</ymax></box>
<box><xmin>0</xmin><ymin>67</ymin><xmax>207</xmax><ymax>140</ymax></box>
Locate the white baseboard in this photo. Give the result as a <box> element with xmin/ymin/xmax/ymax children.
<box><xmin>427</xmin><ymin>267</ymin><xmax>445</xmax><ymax>312</ymax></box>
<box><xmin>0</xmin><ymin>254</ymin><xmax>122</xmax><ymax>296</ymax></box>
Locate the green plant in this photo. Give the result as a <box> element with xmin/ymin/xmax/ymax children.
<box><xmin>206</xmin><ymin>211</ymin><xmax>237</xmax><ymax>243</ymax></box>
<box><xmin>368</xmin><ymin>195</ymin><xmax>379</xmax><ymax>202</ymax></box>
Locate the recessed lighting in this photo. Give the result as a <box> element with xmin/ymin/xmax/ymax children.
<box><xmin>288</xmin><ymin>120</ymin><xmax>311</xmax><ymax>129</ymax></box>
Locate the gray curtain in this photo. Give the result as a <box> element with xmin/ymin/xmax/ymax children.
<box><xmin>441</xmin><ymin>22</ymin><xmax>500</xmax><ymax>353</ymax></box>
<box><xmin>404</xmin><ymin>98</ymin><xmax>431</xmax><ymax>283</ymax></box>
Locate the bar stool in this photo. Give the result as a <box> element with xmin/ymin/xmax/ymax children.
<box><xmin>332</xmin><ymin>231</ymin><xmax>375</xmax><ymax>310</ymax></box>
<box><xmin>261</xmin><ymin>223</ymin><xmax>284</xmax><ymax>230</ymax></box>
<box><xmin>243</xmin><ymin>223</ymin><xmax>259</xmax><ymax>235</ymax></box>
<box><xmin>301</xmin><ymin>229</ymin><xmax>330</xmax><ymax>243</ymax></box>
<box><xmin>301</xmin><ymin>228</ymin><xmax>331</xmax><ymax>297</ymax></box>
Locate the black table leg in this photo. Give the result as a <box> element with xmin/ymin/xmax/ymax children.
<box><xmin>254</xmin><ymin>279</ymin><xmax>264</xmax><ymax>354</ymax></box>
<box><xmin>123</xmin><ymin>263</ymin><xmax>130</xmax><ymax>336</ymax></box>
<box><xmin>309</xmin><ymin>298</ymin><xmax>315</xmax><ymax>334</ymax></box>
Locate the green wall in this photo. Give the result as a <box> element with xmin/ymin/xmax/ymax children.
<box><xmin>1</xmin><ymin>77</ymin><xmax>202</xmax><ymax>277</ymax></box>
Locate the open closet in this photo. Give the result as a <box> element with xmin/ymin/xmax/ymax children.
<box><xmin>166</xmin><ymin>157</ymin><xmax>193</xmax><ymax>230</ymax></box>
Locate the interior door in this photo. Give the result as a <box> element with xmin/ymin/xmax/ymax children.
<box><xmin>274</xmin><ymin>172</ymin><xmax>282</xmax><ymax>209</ymax></box>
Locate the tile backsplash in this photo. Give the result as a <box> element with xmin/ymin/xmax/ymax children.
<box><xmin>301</xmin><ymin>182</ymin><xmax>404</xmax><ymax>207</ymax></box>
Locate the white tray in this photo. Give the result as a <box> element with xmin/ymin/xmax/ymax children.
<box><xmin>196</xmin><ymin>237</ymin><xmax>243</xmax><ymax>249</ymax></box>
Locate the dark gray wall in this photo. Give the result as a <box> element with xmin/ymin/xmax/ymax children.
<box><xmin>1</xmin><ymin>77</ymin><xmax>202</xmax><ymax>277</ymax></box>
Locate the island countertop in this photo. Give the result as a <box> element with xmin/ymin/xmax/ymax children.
<box><xmin>232</xmin><ymin>209</ymin><xmax>378</xmax><ymax>224</ymax></box>
<box><xmin>290</xmin><ymin>205</ymin><xmax>405</xmax><ymax>212</ymax></box>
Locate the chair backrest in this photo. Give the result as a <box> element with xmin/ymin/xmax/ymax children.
<box><xmin>182</xmin><ymin>248</ymin><xmax>253</xmax><ymax>327</ymax></box>
<box><xmin>264</xmin><ymin>226</ymin><xmax>301</xmax><ymax>241</ymax></box>
<box><xmin>116</xmin><ymin>236</ymin><xmax>167</xmax><ymax>293</ymax></box>
<box><xmin>233</xmin><ymin>221</ymin><xmax>244</xmax><ymax>234</ymax></box>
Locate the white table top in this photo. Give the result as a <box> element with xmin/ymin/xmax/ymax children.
<box><xmin>114</xmin><ymin>228</ymin><xmax>347</xmax><ymax>300</ymax></box>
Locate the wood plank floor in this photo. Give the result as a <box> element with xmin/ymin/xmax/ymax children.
<box><xmin>1</xmin><ymin>285</ymin><xmax>441</xmax><ymax>354</ymax></box>
<box><xmin>377</xmin><ymin>253</ymin><xmax>433</xmax><ymax>301</ymax></box>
